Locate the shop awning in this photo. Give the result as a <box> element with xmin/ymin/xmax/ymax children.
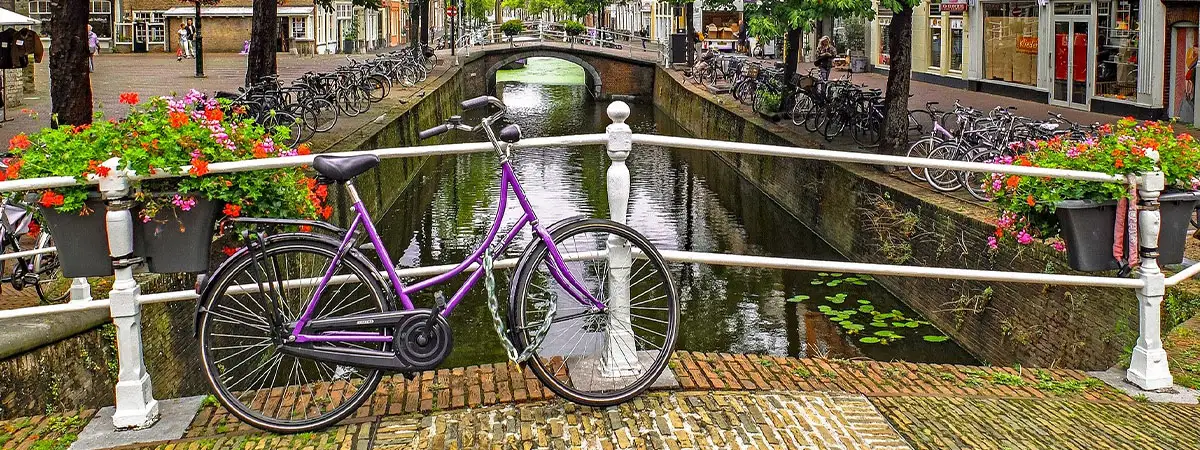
<box><xmin>0</xmin><ymin>7</ymin><xmax>38</xmax><ymax>26</ymax></box>
<box><xmin>162</xmin><ymin>6</ymin><xmax>315</xmax><ymax>17</ymax></box>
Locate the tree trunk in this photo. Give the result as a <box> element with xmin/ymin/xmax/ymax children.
<box><xmin>684</xmin><ymin>2</ymin><xmax>694</xmax><ymax>65</ymax></box>
<box><xmin>783</xmin><ymin>27</ymin><xmax>801</xmax><ymax>88</ymax></box>
<box><xmin>880</xmin><ymin>5</ymin><xmax>913</xmax><ymax>157</ymax></box>
<box><xmin>246</xmin><ymin>0</ymin><xmax>279</xmax><ymax>85</ymax></box>
<box><xmin>47</xmin><ymin>0</ymin><xmax>91</xmax><ymax>127</ymax></box>
<box><xmin>420</xmin><ymin>0</ymin><xmax>430</xmax><ymax>45</ymax></box>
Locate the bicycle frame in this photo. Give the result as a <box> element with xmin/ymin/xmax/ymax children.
<box><xmin>287</xmin><ymin>154</ymin><xmax>605</xmax><ymax>345</ymax></box>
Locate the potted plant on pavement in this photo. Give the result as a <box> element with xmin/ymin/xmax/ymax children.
<box><xmin>564</xmin><ymin>20</ymin><xmax>585</xmax><ymax>48</ymax></box>
<box><xmin>7</xmin><ymin>90</ymin><xmax>329</xmax><ymax>277</ymax></box>
<box><xmin>501</xmin><ymin>19</ymin><xmax>524</xmax><ymax>47</ymax></box>
<box><xmin>985</xmin><ymin>118</ymin><xmax>1200</xmax><ymax>272</ymax></box>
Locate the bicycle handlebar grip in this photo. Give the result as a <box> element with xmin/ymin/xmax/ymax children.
<box><xmin>461</xmin><ymin>96</ymin><xmax>490</xmax><ymax>111</ymax></box>
<box><xmin>419</xmin><ymin>124</ymin><xmax>450</xmax><ymax>140</ymax></box>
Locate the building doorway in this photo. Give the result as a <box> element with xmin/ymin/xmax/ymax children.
<box><xmin>1051</xmin><ymin>18</ymin><xmax>1090</xmax><ymax>109</ymax></box>
<box><xmin>1169</xmin><ymin>23</ymin><xmax>1198</xmax><ymax>123</ymax></box>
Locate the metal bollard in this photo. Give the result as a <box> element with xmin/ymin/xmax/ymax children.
<box><xmin>100</xmin><ymin>161</ymin><xmax>160</xmax><ymax>429</ymax></box>
<box><xmin>601</xmin><ymin>101</ymin><xmax>638</xmax><ymax>375</ymax></box>
<box><xmin>1128</xmin><ymin>170</ymin><xmax>1173</xmax><ymax>390</ymax></box>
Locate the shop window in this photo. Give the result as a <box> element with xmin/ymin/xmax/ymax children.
<box><xmin>293</xmin><ymin>18</ymin><xmax>308</xmax><ymax>39</ymax></box>
<box><xmin>1095</xmin><ymin>0</ymin><xmax>1139</xmax><ymax>101</ymax></box>
<box><xmin>930</xmin><ymin>17</ymin><xmax>943</xmax><ymax>70</ymax></box>
<box><xmin>878</xmin><ymin>17</ymin><xmax>891</xmax><ymax>66</ymax></box>
<box><xmin>950</xmin><ymin>18</ymin><xmax>964</xmax><ymax>71</ymax></box>
<box><xmin>982</xmin><ymin>2</ymin><xmax>1039</xmax><ymax>86</ymax></box>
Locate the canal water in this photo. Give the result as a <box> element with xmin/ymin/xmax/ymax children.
<box><xmin>378</xmin><ymin>57</ymin><xmax>977</xmax><ymax>367</ymax></box>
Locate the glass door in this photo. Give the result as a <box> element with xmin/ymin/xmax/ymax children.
<box><xmin>1052</xmin><ymin>19</ymin><xmax>1090</xmax><ymax>109</ymax></box>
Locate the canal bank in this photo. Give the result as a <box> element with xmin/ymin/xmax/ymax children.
<box><xmin>652</xmin><ymin>66</ymin><xmax>1136</xmax><ymax>371</ymax></box>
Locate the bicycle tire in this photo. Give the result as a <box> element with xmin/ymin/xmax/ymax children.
<box><xmin>198</xmin><ymin>235</ymin><xmax>389</xmax><ymax>434</ymax></box>
<box><xmin>925</xmin><ymin>142</ymin><xmax>965</xmax><ymax>192</ymax></box>
<box><xmin>510</xmin><ymin>219</ymin><xmax>678</xmax><ymax>407</ymax></box>
<box><xmin>905</xmin><ymin>137</ymin><xmax>940</xmax><ymax>182</ymax></box>
<box><xmin>308</xmin><ymin>98</ymin><xmax>338</xmax><ymax>133</ymax></box>
<box><xmin>853</xmin><ymin>111</ymin><xmax>882</xmax><ymax>147</ymax></box>
<box><xmin>363</xmin><ymin>76</ymin><xmax>387</xmax><ymax>103</ymax></box>
<box><xmin>908</xmin><ymin>109</ymin><xmax>936</xmax><ymax>142</ymax></box>
<box><xmin>962</xmin><ymin>147</ymin><xmax>1003</xmax><ymax>202</ymax></box>
<box><xmin>32</xmin><ymin>232</ymin><xmax>68</xmax><ymax>304</ymax></box>
<box><xmin>791</xmin><ymin>92</ymin><xmax>815</xmax><ymax>127</ymax></box>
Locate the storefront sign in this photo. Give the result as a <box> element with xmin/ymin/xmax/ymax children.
<box><xmin>1016</xmin><ymin>36</ymin><xmax>1038</xmax><ymax>54</ymax></box>
<box><xmin>940</xmin><ymin>0</ymin><xmax>968</xmax><ymax>12</ymax></box>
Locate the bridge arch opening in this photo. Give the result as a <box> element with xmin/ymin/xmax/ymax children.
<box><xmin>485</xmin><ymin>52</ymin><xmax>603</xmax><ymax>98</ymax></box>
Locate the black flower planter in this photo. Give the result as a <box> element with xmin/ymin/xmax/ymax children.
<box><xmin>38</xmin><ymin>198</ymin><xmax>114</xmax><ymax>278</ymax></box>
<box><xmin>1056</xmin><ymin>191</ymin><xmax>1199</xmax><ymax>272</ymax></box>
<box><xmin>135</xmin><ymin>197</ymin><xmax>221</xmax><ymax>273</ymax></box>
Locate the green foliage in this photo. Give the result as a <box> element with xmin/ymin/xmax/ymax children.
<box><xmin>200</xmin><ymin>395</ymin><xmax>220</xmax><ymax>408</ymax></box>
<box><xmin>842</xmin><ymin>19</ymin><xmax>866</xmax><ymax>54</ymax></box>
<box><xmin>747</xmin><ymin>15</ymin><xmax>783</xmax><ymax>41</ymax></box>
<box><xmin>465</xmin><ymin>0</ymin><xmax>494</xmax><ymax>23</ymax></box>
<box><xmin>9</xmin><ymin>94</ymin><xmax>328</xmax><ymax>226</ymax></box>
<box><xmin>1165</xmin><ymin>292</ymin><xmax>1200</xmax><ymax>331</ymax></box>
<box><xmin>500</xmin><ymin>19</ymin><xmax>525</xmax><ymax>36</ymax></box>
<box><xmin>563</xmin><ymin>20</ymin><xmax>585</xmax><ymax>37</ymax></box>
<box><xmin>755</xmin><ymin>88</ymin><xmax>782</xmax><ymax>113</ymax></box>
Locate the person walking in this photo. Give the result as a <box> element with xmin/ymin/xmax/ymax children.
<box><xmin>185</xmin><ymin>19</ymin><xmax>197</xmax><ymax>58</ymax></box>
<box><xmin>87</xmin><ymin>25</ymin><xmax>98</xmax><ymax>72</ymax></box>
<box><xmin>737</xmin><ymin>20</ymin><xmax>749</xmax><ymax>56</ymax></box>
<box><xmin>815</xmin><ymin>35</ymin><xmax>837</xmax><ymax>80</ymax></box>
<box><xmin>177</xmin><ymin>23</ymin><xmax>190</xmax><ymax>60</ymax></box>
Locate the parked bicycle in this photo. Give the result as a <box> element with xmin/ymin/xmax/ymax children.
<box><xmin>0</xmin><ymin>155</ymin><xmax>65</xmax><ymax>304</ymax></box>
<box><xmin>196</xmin><ymin>96</ymin><xmax>680</xmax><ymax>433</ymax></box>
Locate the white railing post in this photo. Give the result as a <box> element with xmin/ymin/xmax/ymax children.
<box><xmin>1128</xmin><ymin>170</ymin><xmax>1173</xmax><ymax>390</ymax></box>
<box><xmin>68</xmin><ymin>277</ymin><xmax>92</xmax><ymax>302</ymax></box>
<box><xmin>601</xmin><ymin>101</ymin><xmax>639</xmax><ymax>376</ymax></box>
<box><xmin>101</xmin><ymin>160</ymin><xmax>160</xmax><ymax>429</ymax></box>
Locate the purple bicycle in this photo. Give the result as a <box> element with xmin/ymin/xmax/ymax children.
<box><xmin>196</xmin><ymin>96</ymin><xmax>679</xmax><ymax>433</ymax></box>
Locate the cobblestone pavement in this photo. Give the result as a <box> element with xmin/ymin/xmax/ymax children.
<box><xmin>874</xmin><ymin>396</ymin><xmax>1200</xmax><ymax>450</ymax></box>
<box><xmin>372</xmin><ymin>391</ymin><xmax>909</xmax><ymax>450</ymax></box>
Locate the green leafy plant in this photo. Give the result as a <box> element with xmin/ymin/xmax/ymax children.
<box><xmin>842</xmin><ymin>19</ymin><xmax>866</xmax><ymax>55</ymax></box>
<box><xmin>985</xmin><ymin>118</ymin><xmax>1200</xmax><ymax>251</ymax></box>
<box><xmin>755</xmin><ymin>88</ymin><xmax>782</xmax><ymax>113</ymax></box>
<box><xmin>500</xmin><ymin>19</ymin><xmax>525</xmax><ymax>37</ymax></box>
<box><xmin>7</xmin><ymin>92</ymin><xmax>328</xmax><ymax>238</ymax></box>
<box><xmin>563</xmin><ymin>20</ymin><xmax>585</xmax><ymax>37</ymax></box>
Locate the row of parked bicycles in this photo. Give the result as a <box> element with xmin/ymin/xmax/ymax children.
<box><xmin>217</xmin><ymin>45</ymin><xmax>440</xmax><ymax>147</ymax></box>
<box><xmin>687</xmin><ymin>54</ymin><xmax>1100</xmax><ymax>202</ymax></box>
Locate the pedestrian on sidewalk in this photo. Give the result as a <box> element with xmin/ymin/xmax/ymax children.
<box><xmin>177</xmin><ymin>23</ymin><xmax>191</xmax><ymax>61</ymax></box>
<box><xmin>815</xmin><ymin>36</ymin><xmax>836</xmax><ymax>81</ymax></box>
<box><xmin>185</xmin><ymin>19</ymin><xmax>197</xmax><ymax>58</ymax></box>
<box><xmin>87</xmin><ymin>25</ymin><xmax>98</xmax><ymax>72</ymax></box>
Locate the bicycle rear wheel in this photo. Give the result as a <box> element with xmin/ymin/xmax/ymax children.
<box><xmin>198</xmin><ymin>236</ymin><xmax>389</xmax><ymax>433</ymax></box>
<box><xmin>510</xmin><ymin>219</ymin><xmax>678</xmax><ymax>407</ymax></box>
<box><xmin>791</xmin><ymin>92</ymin><xmax>815</xmax><ymax>126</ymax></box>
<box><xmin>925</xmin><ymin>142</ymin><xmax>965</xmax><ymax>192</ymax></box>
<box><xmin>32</xmin><ymin>233</ymin><xmax>68</xmax><ymax>304</ymax></box>
<box><xmin>908</xmin><ymin>109</ymin><xmax>936</xmax><ymax>142</ymax></box>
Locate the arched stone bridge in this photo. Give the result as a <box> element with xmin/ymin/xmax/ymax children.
<box><xmin>458</xmin><ymin>42</ymin><xmax>659</xmax><ymax>100</ymax></box>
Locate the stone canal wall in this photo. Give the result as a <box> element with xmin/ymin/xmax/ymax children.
<box><xmin>0</xmin><ymin>67</ymin><xmax>468</xmax><ymax>419</ymax></box>
<box><xmin>653</xmin><ymin>67</ymin><xmax>1137</xmax><ymax>370</ymax></box>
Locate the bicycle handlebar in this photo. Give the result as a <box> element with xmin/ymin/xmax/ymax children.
<box><xmin>462</xmin><ymin>96</ymin><xmax>490</xmax><ymax>111</ymax></box>
<box><xmin>419</xmin><ymin>124</ymin><xmax>450</xmax><ymax>140</ymax></box>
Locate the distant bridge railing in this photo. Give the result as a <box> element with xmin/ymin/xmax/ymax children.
<box><xmin>453</xmin><ymin>21</ymin><xmax>665</xmax><ymax>62</ymax></box>
<box><xmin>0</xmin><ymin>102</ymin><xmax>1182</xmax><ymax>431</ymax></box>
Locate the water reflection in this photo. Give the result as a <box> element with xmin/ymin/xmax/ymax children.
<box><xmin>375</xmin><ymin>58</ymin><xmax>977</xmax><ymax>367</ymax></box>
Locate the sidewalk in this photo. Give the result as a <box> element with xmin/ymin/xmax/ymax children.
<box><xmin>4</xmin><ymin>351</ymin><xmax>1200</xmax><ymax>449</ymax></box>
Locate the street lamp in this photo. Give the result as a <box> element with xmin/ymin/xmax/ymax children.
<box><xmin>184</xmin><ymin>0</ymin><xmax>219</xmax><ymax>78</ymax></box>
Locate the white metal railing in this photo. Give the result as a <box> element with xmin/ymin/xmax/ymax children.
<box><xmin>0</xmin><ymin>101</ymin><xmax>1185</xmax><ymax>431</ymax></box>
<box><xmin>466</xmin><ymin>21</ymin><xmax>665</xmax><ymax>59</ymax></box>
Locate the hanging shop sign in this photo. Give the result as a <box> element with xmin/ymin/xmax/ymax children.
<box><xmin>940</xmin><ymin>0</ymin><xmax>969</xmax><ymax>13</ymax></box>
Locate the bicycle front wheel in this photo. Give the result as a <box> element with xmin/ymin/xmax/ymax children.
<box><xmin>32</xmin><ymin>232</ymin><xmax>68</xmax><ymax>304</ymax></box>
<box><xmin>198</xmin><ymin>236</ymin><xmax>389</xmax><ymax>433</ymax></box>
<box><xmin>510</xmin><ymin>219</ymin><xmax>679</xmax><ymax>407</ymax></box>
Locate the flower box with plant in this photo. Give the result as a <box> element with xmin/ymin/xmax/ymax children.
<box><xmin>7</xmin><ymin>90</ymin><xmax>329</xmax><ymax>276</ymax></box>
<box><xmin>501</xmin><ymin>19</ymin><xmax>524</xmax><ymax>47</ymax></box>
<box><xmin>563</xmin><ymin>20</ymin><xmax>585</xmax><ymax>47</ymax></box>
<box><xmin>985</xmin><ymin>118</ymin><xmax>1200</xmax><ymax>272</ymax></box>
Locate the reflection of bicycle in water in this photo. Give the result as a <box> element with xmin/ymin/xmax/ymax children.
<box><xmin>197</xmin><ymin>96</ymin><xmax>680</xmax><ymax>433</ymax></box>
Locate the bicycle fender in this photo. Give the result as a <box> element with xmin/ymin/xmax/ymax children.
<box><xmin>192</xmin><ymin>232</ymin><xmax>389</xmax><ymax>337</ymax></box>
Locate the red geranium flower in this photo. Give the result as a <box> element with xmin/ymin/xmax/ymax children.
<box><xmin>168</xmin><ymin>111</ymin><xmax>189</xmax><ymax>128</ymax></box>
<box><xmin>119</xmin><ymin>92</ymin><xmax>140</xmax><ymax>105</ymax></box>
<box><xmin>9</xmin><ymin>134</ymin><xmax>30</xmax><ymax>150</ymax></box>
<box><xmin>299</xmin><ymin>225</ymin><xmax>313</xmax><ymax>232</ymax></box>
<box><xmin>221</xmin><ymin>246</ymin><xmax>239</xmax><ymax>256</ymax></box>
<box><xmin>222</xmin><ymin>203</ymin><xmax>242</xmax><ymax>217</ymax></box>
<box><xmin>5</xmin><ymin>159</ymin><xmax>22</xmax><ymax>179</ymax></box>
<box><xmin>189</xmin><ymin>157</ymin><xmax>210</xmax><ymax>176</ymax></box>
<box><xmin>27</xmin><ymin>221</ymin><xmax>40</xmax><ymax>237</ymax></box>
<box><xmin>296</xmin><ymin>143</ymin><xmax>311</xmax><ymax>155</ymax></box>
<box><xmin>38</xmin><ymin>191</ymin><xmax>64</xmax><ymax>207</ymax></box>
<box><xmin>204</xmin><ymin>108</ymin><xmax>224</xmax><ymax>122</ymax></box>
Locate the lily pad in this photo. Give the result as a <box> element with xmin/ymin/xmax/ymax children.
<box><xmin>857</xmin><ymin>299</ymin><xmax>871</xmax><ymax>305</ymax></box>
<box><xmin>874</xmin><ymin>330</ymin><xmax>902</xmax><ymax>339</ymax></box>
<box><xmin>787</xmin><ymin>295</ymin><xmax>810</xmax><ymax>303</ymax></box>
<box><xmin>851</xmin><ymin>281</ymin><xmax>868</xmax><ymax>286</ymax></box>
<box><xmin>923</xmin><ymin>335</ymin><xmax>950</xmax><ymax>342</ymax></box>
<box><xmin>859</xmin><ymin>337</ymin><xmax>881</xmax><ymax>344</ymax></box>
<box><xmin>810</xmin><ymin>279</ymin><xmax>824</xmax><ymax>285</ymax></box>
<box><xmin>818</xmin><ymin>272</ymin><xmax>829</xmax><ymax>277</ymax></box>
<box><xmin>859</xmin><ymin>275</ymin><xmax>875</xmax><ymax>280</ymax></box>
<box><xmin>817</xmin><ymin>305</ymin><xmax>833</xmax><ymax>312</ymax></box>
<box><xmin>826</xmin><ymin>280</ymin><xmax>842</xmax><ymax>287</ymax></box>
<box><xmin>870</xmin><ymin>321</ymin><xmax>887</xmax><ymax>328</ymax></box>
<box><xmin>859</xmin><ymin>305</ymin><xmax>875</xmax><ymax>313</ymax></box>
<box><xmin>831</xmin><ymin>273</ymin><xmax>843</xmax><ymax>277</ymax></box>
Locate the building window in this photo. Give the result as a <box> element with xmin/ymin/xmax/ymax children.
<box><xmin>877</xmin><ymin>16</ymin><xmax>891</xmax><ymax>66</ymax></box>
<box><xmin>293</xmin><ymin>17</ymin><xmax>308</xmax><ymax>39</ymax></box>
<box><xmin>132</xmin><ymin>11</ymin><xmax>165</xmax><ymax>43</ymax></box>
<box><xmin>982</xmin><ymin>2</ymin><xmax>1039</xmax><ymax>86</ymax></box>
<box><xmin>336</xmin><ymin>3</ymin><xmax>353</xmax><ymax>19</ymax></box>
<box><xmin>950</xmin><ymin>18</ymin><xmax>964</xmax><ymax>71</ymax></box>
<box><xmin>930</xmin><ymin>17</ymin><xmax>943</xmax><ymax>70</ymax></box>
<box><xmin>1095</xmin><ymin>0</ymin><xmax>1139</xmax><ymax>101</ymax></box>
